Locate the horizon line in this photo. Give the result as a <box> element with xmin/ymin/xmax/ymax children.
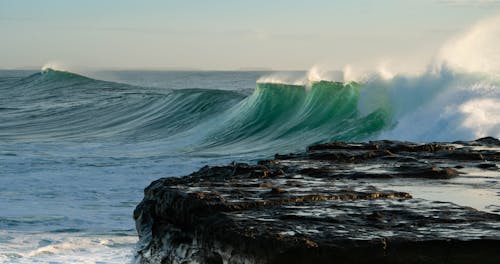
<box><xmin>0</xmin><ymin>66</ymin><xmax>320</xmax><ymax>72</ymax></box>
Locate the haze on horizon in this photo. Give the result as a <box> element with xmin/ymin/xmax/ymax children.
<box><xmin>1</xmin><ymin>0</ymin><xmax>499</xmax><ymax>71</ymax></box>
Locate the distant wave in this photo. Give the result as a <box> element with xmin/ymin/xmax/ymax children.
<box><xmin>0</xmin><ymin>69</ymin><xmax>244</xmax><ymax>142</ymax></box>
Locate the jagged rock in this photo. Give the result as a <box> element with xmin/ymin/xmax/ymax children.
<box><xmin>134</xmin><ymin>139</ymin><xmax>500</xmax><ymax>264</ymax></box>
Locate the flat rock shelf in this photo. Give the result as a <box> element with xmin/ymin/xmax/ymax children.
<box><xmin>134</xmin><ymin>137</ymin><xmax>500</xmax><ymax>264</ymax></box>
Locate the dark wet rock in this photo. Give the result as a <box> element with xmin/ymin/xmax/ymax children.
<box><xmin>476</xmin><ymin>136</ymin><xmax>500</xmax><ymax>146</ymax></box>
<box><xmin>134</xmin><ymin>138</ymin><xmax>500</xmax><ymax>264</ymax></box>
<box><xmin>455</xmin><ymin>136</ymin><xmax>500</xmax><ymax>147</ymax></box>
<box><xmin>478</xmin><ymin>163</ymin><xmax>498</xmax><ymax>169</ymax></box>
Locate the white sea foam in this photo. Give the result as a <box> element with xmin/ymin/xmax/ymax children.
<box><xmin>256</xmin><ymin>72</ymin><xmax>307</xmax><ymax>85</ymax></box>
<box><xmin>256</xmin><ymin>66</ymin><xmax>344</xmax><ymax>85</ymax></box>
<box><xmin>0</xmin><ymin>231</ymin><xmax>136</xmax><ymax>264</ymax></box>
<box><xmin>41</xmin><ymin>61</ymin><xmax>69</xmax><ymax>73</ymax></box>
<box><xmin>374</xmin><ymin>69</ymin><xmax>500</xmax><ymax>141</ymax></box>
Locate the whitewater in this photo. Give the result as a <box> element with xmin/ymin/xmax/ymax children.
<box><xmin>1</xmin><ymin>16</ymin><xmax>500</xmax><ymax>263</ymax></box>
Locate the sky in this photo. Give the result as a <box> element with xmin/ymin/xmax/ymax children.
<box><xmin>1</xmin><ymin>0</ymin><xmax>500</xmax><ymax>70</ymax></box>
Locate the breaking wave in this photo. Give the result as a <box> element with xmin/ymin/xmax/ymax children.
<box><xmin>1</xmin><ymin>65</ymin><xmax>499</xmax><ymax>156</ymax></box>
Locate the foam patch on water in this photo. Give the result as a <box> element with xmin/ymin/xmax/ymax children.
<box><xmin>0</xmin><ymin>231</ymin><xmax>136</xmax><ymax>264</ymax></box>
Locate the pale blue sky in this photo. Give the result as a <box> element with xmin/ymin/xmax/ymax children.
<box><xmin>1</xmin><ymin>0</ymin><xmax>499</xmax><ymax>70</ymax></box>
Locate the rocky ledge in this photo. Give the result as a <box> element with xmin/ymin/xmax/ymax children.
<box><xmin>134</xmin><ymin>138</ymin><xmax>500</xmax><ymax>264</ymax></box>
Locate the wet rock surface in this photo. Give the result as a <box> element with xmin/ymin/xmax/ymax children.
<box><xmin>134</xmin><ymin>138</ymin><xmax>500</xmax><ymax>264</ymax></box>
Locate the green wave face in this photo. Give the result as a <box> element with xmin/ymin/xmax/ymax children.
<box><xmin>197</xmin><ymin>80</ymin><xmax>391</xmax><ymax>154</ymax></box>
<box><xmin>200</xmin><ymin>83</ymin><xmax>307</xmax><ymax>146</ymax></box>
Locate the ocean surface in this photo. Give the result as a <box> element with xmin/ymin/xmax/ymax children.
<box><xmin>0</xmin><ymin>68</ymin><xmax>499</xmax><ymax>263</ymax></box>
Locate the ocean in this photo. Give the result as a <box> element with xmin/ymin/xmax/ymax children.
<box><xmin>0</xmin><ymin>68</ymin><xmax>499</xmax><ymax>263</ymax></box>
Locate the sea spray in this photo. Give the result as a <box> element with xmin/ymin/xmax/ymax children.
<box><xmin>438</xmin><ymin>15</ymin><xmax>500</xmax><ymax>76</ymax></box>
